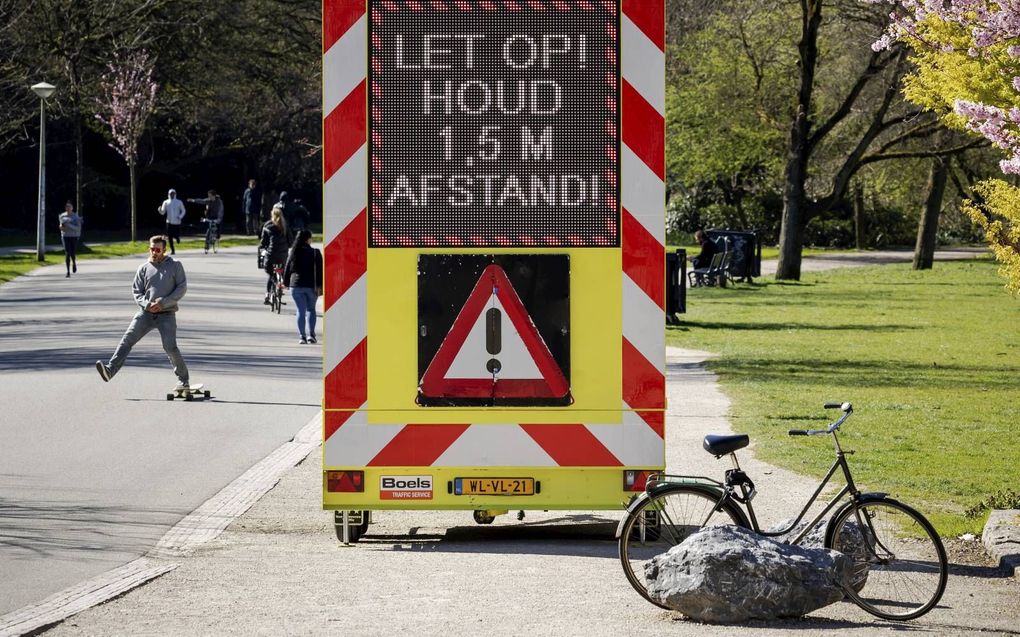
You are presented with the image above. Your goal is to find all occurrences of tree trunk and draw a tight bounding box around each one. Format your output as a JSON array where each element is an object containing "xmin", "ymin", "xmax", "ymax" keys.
[
  {"xmin": 75, "ymin": 117, "xmax": 84, "ymax": 216},
  {"xmin": 776, "ymin": 0, "xmax": 822, "ymax": 281},
  {"xmin": 853, "ymin": 183, "xmax": 866, "ymax": 249},
  {"xmin": 913, "ymin": 157, "xmax": 948, "ymax": 270},
  {"xmin": 129, "ymin": 159, "xmax": 137, "ymax": 243}
]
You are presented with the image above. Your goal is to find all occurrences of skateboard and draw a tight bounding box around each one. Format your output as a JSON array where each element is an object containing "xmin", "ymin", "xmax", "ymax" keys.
[{"xmin": 166, "ymin": 383, "xmax": 211, "ymax": 401}]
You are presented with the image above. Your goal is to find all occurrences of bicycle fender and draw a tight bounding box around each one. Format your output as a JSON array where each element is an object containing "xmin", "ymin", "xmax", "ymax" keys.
[
  {"xmin": 615, "ymin": 492, "xmax": 652, "ymax": 538},
  {"xmin": 823, "ymin": 492, "xmax": 889, "ymax": 547}
]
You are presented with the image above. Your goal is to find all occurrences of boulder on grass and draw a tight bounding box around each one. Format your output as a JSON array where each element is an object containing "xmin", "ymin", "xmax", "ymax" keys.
[{"xmin": 645, "ymin": 525, "xmax": 854, "ymax": 623}]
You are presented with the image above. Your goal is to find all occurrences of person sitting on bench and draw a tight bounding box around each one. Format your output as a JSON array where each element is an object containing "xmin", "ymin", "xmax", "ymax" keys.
[{"xmin": 689, "ymin": 230, "xmax": 719, "ymax": 269}]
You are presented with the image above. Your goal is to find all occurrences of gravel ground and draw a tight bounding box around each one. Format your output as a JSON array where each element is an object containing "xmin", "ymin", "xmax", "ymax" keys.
[{"xmin": 40, "ymin": 348, "xmax": 1020, "ymax": 637}]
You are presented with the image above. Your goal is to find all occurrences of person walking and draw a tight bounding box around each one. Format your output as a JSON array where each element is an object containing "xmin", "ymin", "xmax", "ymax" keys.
[
  {"xmin": 283, "ymin": 229, "xmax": 323, "ymax": 344},
  {"xmin": 259, "ymin": 204, "xmax": 290, "ymax": 305},
  {"xmin": 157, "ymin": 189, "xmax": 187, "ymax": 255},
  {"xmin": 187, "ymin": 190, "xmax": 224, "ymax": 253},
  {"xmin": 95, "ymin": 235, "xmax": 190, "ymax": 388},
  {"xmin": 242, "ymin": 179, "xmax": 263, "ymax": 236},
  {"xmin": 57, "ymin": 201, "xmax": 82, "ymax": 278},
  {"xmin": 277, "ymin": 191, "xmax": 309, "ymax": 232}
]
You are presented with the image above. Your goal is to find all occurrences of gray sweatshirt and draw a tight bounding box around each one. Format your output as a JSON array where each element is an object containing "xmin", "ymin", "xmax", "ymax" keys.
[
  {"xmin": 58, "ymin": 212, "xmax": 82, "ymax": 237},
  {"xmin": 133, "ymin": 256, "xmax": 187, "ymax": 313}
]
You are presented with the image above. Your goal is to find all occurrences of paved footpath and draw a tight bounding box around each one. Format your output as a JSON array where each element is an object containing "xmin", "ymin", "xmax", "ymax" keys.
[{"xmin": 9, "ymin": 247, "xmax": 1020, "ymax": 636}]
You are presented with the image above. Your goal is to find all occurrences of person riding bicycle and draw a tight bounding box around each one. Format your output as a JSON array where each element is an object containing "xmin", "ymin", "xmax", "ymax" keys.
[
  {"xmin": 259, "ymin": 204, "xmax": 290, "ymax": 305},
  {"xmin": 188, "ymin": 190, "xmax": 224, "ymax": 253}
]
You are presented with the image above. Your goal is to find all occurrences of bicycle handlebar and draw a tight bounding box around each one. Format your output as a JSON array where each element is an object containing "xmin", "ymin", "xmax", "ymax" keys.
[{"xmin": 788, "ymin": 402, "xmax": 853, "ymax": 437}]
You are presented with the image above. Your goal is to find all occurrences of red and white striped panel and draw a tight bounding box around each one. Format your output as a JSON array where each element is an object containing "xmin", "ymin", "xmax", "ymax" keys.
[
  {"xmin": 620, "ymin": 0, "xmax": 666, "ymax": 428},
  {"xmin": 322, "ymin": 0, "xmax": 665, "ymax": 468},
  {"xmin": 324, "ymin": 410, "xmax": 664, "ymax": 467},
  {"xmin": 323, "ymin": 0, "xmax": 368, "ymax": 414}
]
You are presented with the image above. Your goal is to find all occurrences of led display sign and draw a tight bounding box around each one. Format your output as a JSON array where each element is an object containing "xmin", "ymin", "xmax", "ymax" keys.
[{"xmin": 368, "ymin": 0, "xmax": 621, "ymax": 247}]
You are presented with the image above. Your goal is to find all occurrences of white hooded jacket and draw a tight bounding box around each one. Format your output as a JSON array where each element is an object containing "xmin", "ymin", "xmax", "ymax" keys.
[{"xmin": 158, "ymin": 189, "xmax": 187, "ymax": 225}]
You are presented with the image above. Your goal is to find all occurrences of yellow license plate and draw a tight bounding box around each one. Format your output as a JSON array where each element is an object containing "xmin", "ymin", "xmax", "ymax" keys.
[{"xmin": 454, "ymin": 478, "xmax": 535, "ymax": 496}]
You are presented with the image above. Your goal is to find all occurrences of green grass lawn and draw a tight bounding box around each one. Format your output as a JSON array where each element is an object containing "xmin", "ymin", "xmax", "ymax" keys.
[
  {"xmin": 668, "ymin": 259, "xmax": 1020, "ymax": 536},
  {"xmin": 0, "ymin": 237, "xmax": 260, "ymax": 285}
]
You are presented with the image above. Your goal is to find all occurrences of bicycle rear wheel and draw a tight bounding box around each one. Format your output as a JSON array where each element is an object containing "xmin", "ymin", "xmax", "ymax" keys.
[
  {"xmin": 828, "ymin": 497, "xmax": 947, "ymax": 621},
  {"xmin": 618, "ymin": 485, "xmax": 747, "ymax": 608}
]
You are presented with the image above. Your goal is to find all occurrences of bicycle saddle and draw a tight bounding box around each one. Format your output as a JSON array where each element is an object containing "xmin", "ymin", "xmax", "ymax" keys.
[{"xmin": 703, "ymin": 434, "xmax": 749, "ymax": 457}]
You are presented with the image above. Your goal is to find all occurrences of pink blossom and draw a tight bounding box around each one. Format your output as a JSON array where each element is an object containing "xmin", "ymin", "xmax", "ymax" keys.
[
  {"xmin": 870, "ymin": 1, "xmax": 1020, "ymax": 177},
  {"xmin": 94, "ymin": 50, "xmax": 158, "ymax": 165}
]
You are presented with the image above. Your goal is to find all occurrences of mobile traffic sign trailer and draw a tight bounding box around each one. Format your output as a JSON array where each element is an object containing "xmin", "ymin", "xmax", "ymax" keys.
[{"xmin": 322, "ymin": 0, "xmax": 665, "ymax": 542}]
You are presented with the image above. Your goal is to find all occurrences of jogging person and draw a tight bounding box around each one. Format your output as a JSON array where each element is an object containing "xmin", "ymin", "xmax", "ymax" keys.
[
  {"xmin": 95, "ymin": 235, "xmax": 190, "ymax": 388},
  {"xmin": 157, "ymin": 189, "xmax": 186, "ymax": 254},
  {"xmin": 58, "ymin": 201, "xmax": 82, "ymax": 277}
]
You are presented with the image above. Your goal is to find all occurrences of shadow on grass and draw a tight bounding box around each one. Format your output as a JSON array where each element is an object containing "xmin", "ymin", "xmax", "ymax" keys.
[
  {"xmin": 706, "ymin": 357, "xmax": 1020, "ymax": 390},
  {"xmin": 674, "ymin": 321, "xmax": 917, "ymax": 332}
]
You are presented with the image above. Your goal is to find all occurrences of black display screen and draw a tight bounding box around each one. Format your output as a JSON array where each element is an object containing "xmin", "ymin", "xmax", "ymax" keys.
[{"xmin": 368, "ymin": 0, "xmax": 620, "ymax": 248}]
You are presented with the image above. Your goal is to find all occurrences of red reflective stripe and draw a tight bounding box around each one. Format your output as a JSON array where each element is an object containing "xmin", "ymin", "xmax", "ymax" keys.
[
  {"xmin": 324, "ymin": 0, "xmax": 366, "ymax": 53},
  {"xmin": 324, "ymin": 80, "xmax": 367, "ymax": 182},
  {"xmin": 323, "ymin": 410, "xmax": 357, "ymax": 442},
  {"xmin": 324, "ymin": 209, "xmax": 367, "ymax": 313},
  {"xmin": 621, "ymin": 0, "xmax": 664, "ymax": 51},
  {"xmin": 621, "ymin": 80, "xmax": 664, "ymax": 180},
  {"xmin": 325, "ymin": 338, "xmax": 367, "ymax": 409},
  {"xmin": 622, "ymin": 208, "xmax": 665, "ymax": 310},
  {"xmin": 520, "ymin": 424, "xmax": 622, "ymax": 466},
  {"xmin": 367, "ymin": 424, "xmax": 470, "ymax": 465},
  {"xmin": 622, "ymin": 337, "xmax": 665, "ymax": 409},
  {"xmin": 635, "ymin": 409, "xmax": 664, "ymax": 439}
]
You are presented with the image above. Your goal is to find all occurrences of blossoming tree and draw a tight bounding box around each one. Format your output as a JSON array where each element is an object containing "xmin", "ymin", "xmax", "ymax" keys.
[
  {"xmin": 869, "ymin": 0, "xmax": 1020, "ymax": 292},
  {"xmin": 94, "ymin": 50, "xmax": 158, "ymax": 242}
]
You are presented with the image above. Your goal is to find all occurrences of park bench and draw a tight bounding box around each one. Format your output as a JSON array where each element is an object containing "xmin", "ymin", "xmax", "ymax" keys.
[{"xmin": 688, "ymin": 249, "xmax": 731, "ymax": 288}]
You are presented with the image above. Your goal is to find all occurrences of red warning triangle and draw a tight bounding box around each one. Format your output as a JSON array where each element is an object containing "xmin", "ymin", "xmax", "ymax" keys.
[{"xmin": 420, "ymin": 264, "xmax": 569, "ymax": 399}]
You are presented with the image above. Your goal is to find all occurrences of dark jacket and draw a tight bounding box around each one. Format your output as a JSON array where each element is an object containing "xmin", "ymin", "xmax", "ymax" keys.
[
  {"xmin": 283, "ymin": 243, "xmax": 323, "ymax": 289},
  {"xmin": 692, "ymin": 238, "xmax": 719, "ymax": 269},
  {"xmin": 243, "ymin": 186, "xmax": 262, "ymax": 216},
  {"xmin": 278, "ymin": 192, "xmax": 309, "ymax": 230},
  {"xmin": 260, "ymin": 221, "xmax": 290, "ymax": 265}
]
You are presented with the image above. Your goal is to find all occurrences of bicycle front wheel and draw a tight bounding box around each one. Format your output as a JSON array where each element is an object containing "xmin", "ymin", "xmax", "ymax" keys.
[
  {"xmin": 828, "ymin": 497, "xmax": 948, "ymax": 621},
  {"xmin": 619, "ymin": 485, "xmax": 747, "ymax": 608}
]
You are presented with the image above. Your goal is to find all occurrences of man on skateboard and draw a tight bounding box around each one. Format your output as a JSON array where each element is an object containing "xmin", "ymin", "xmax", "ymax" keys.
[{"xmin": 96, "ymin": 235, "xmax": 190, "ymax": 389}]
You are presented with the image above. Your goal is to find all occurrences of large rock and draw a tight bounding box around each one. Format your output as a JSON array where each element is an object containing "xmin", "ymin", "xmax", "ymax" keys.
[{"xmin": 645, "ymin": 525, "xmax": 854, "ymax": 623}]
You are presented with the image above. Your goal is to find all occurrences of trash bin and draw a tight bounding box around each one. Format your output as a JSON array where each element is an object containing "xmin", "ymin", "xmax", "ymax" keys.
[{"xmin": 706, "ymin": 230, "xmax": 761, "ymax": 282}]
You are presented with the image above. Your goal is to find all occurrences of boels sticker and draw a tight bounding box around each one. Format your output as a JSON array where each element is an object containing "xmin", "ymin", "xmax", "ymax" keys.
[{"xmin": 380, "ymin": 475, "xmax": 433, "ymax": 500}]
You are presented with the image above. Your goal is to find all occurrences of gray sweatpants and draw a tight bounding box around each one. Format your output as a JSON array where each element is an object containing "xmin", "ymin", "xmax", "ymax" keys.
[{"xmin": 107, "ymin": 311, "xmax": 189, "ymax": 383}]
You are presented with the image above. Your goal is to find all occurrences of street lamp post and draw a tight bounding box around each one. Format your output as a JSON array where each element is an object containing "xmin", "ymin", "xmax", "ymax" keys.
[{"xmin": 31, "ymin": 82, "xmax": 56, "ymax": 262}]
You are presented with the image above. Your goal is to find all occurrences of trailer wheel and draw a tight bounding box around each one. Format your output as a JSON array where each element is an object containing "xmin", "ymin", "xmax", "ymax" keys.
[
  {"xmin": 473, "ymin": 510, "xmax": 496, "ymax": 525},
  {"xmin": 334, "ymin": 511, "xmax": 371, "ymax": 543}
]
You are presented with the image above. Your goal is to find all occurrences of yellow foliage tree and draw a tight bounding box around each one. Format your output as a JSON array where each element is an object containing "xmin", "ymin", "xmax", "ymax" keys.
[{"xmin": 870, "ymin": 2, "xmax": 1020, "ymax": 293}]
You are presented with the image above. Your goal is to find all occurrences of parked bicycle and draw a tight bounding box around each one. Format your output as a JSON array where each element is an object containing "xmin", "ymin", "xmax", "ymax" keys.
[
  {"xmin": 269, "ymin": 265, "xmax": 286, "ymax": 314},
  {"xmin": 202, "ymin": 217, "xmax": 220, "ymax": 254},
  {"xmin": 617, "ymin": 402, "xmax": 948, "ymax": 621}
]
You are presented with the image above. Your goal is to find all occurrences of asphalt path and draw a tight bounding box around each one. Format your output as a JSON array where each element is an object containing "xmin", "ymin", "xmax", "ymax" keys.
[{"xmin": 0, "ymin": 246, "xmax": 321, "ymax": 615}]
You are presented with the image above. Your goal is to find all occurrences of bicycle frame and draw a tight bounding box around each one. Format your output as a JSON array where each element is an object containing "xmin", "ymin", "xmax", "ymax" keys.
[{"xmin": 650, "ymin": 422, "xmax": 863, "ymax": 546}]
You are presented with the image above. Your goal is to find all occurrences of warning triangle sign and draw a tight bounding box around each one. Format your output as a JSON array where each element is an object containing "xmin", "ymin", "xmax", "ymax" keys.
[{"xmin": 419, "ymin": 264, "xmax": 569, "ymax": 400}]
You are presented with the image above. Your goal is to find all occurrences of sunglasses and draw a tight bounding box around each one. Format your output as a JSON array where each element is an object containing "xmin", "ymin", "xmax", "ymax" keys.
[{"xmin": 149, "ymin": 246, "xmax": 164, "ymax": 253}]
